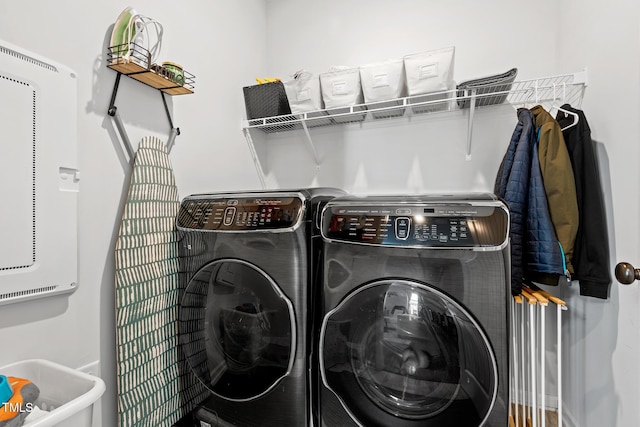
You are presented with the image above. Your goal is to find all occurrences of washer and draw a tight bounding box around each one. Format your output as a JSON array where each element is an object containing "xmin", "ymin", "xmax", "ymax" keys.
[
  {"xmin": 318, "ymin": 194, "xmax": 510, "ymax": 427},
  {"xmin": 177, "ymin": 188, "xmax": 344, "ymax": 427}
]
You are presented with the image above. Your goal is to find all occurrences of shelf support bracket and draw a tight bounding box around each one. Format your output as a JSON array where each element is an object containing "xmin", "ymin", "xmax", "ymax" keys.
[
  {"xmin": 243, "ymin": 127, "xmax": 267, "ymax": 189},
  {"xmin": 161, "ymin": 92, "xmax": 180, "ymax": 154},
  {"xmin": 107, "ymin": 72, "xmax": 182, "ymax": 162},
  {"xmin": 300, "ymin": 116, "xmax": 321, "ymax": 168},
  {"xmin": 108, "ymin": 73, "xmax": 135, "ymax": 162},
  {"xmin": 466, "ymin": 89, "xmax": 477, "ymax": 160}
]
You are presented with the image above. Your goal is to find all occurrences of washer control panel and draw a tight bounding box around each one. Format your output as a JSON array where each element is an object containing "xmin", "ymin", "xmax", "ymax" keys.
[
  {"xmin": 321, "ymin": 203, "xmax": 508, "ymax": 248},
  {"xmin": 177, "ymin": 195, "xmax": 304, "ymax": 231}
]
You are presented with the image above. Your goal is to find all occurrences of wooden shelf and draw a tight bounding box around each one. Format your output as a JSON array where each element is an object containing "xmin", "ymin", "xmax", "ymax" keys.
[{"xmin": 107, "ymin": 59, "xmax": 194, "ymax": 95}]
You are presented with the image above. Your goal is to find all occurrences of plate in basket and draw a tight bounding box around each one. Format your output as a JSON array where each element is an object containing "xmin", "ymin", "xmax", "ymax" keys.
[{"xmin": 109, "ymin": 6, "xmax": 137, "ymax": 60}]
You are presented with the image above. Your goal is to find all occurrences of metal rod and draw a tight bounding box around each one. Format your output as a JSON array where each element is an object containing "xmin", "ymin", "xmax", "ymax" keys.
[
  {"xmin": 243, "ymin": 128, "xmax": 266, "ymax": 189},
  {"xmin": 541, "ymin": 303, "xmax": 546, "ymax": 427},
  {"xmin": 509, "ymin": 298, "xmax": 514, "ymax": 425},
  {"xmin": 166, "ymin": 127, "xmax": 178, "ymax": 154},
  {"xmin": 161, "ymin": 92, "xmax": 180, "ymax": 153},
  {"xmin": 466, "ymin": 89, "xmax": 476, "ymax": 160},
  {"xmin": 300, "ymin": 117, "xmax": 321, "ymax": 167},
  {"xmin": 108, "ymin": 73, "xmax": 122, "ymax": 116},
  {"xmin": 557, "ymin": 303, "xmax": 563, "ymax": 427},
  {"xmin": 110, "ymin": 108, "xmax": 134, "ymax": 161},
  {"xmin": 513, "ymin": 298, "xmax": 521, "ymax": 427},
  {"xmin": 520, "ymin": 300, "xmax": 526, "ymax": 427},
  {"xmin": 161, "ymin": 92, "xmax": 175, "ymax": 129},
  {"xmin": 530, "ymin": 302, "xmax": 537, "ymax": 427}
]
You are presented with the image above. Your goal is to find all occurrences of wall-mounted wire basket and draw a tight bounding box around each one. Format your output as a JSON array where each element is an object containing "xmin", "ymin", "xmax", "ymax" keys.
[{"xmin": 107, "ymin": 43, "xmax": 195, "ymax": 95}]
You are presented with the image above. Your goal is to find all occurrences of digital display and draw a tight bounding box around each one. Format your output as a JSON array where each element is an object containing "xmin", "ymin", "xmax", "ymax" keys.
[
  {"xmin": 322, "ymin": 204, "xmax": 508, "ymax": 248},
  {"xmin": 177, "ymin": 196, "xmax": 304, "ymax": 231}
]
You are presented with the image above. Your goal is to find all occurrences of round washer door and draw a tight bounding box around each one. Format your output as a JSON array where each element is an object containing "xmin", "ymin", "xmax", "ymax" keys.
[
  {"xmin": 179, "ymin": 259, "xmax": 295, "ymax": 401},
  {"xmin": 320, "ymin": 279, "xmax": 498, "ymax": 426}
]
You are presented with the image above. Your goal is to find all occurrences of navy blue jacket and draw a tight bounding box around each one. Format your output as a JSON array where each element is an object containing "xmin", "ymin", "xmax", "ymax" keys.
[{"xmin": 495, "ymin": 109, "xmax": 565, "ymax": 295}]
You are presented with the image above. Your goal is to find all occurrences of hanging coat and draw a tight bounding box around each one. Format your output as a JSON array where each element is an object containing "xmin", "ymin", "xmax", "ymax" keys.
[
  {"xmin": 495, "ymin": 108, "xmax": 565, "ymax": 295},
  {"xmin": 530, "ymin": 105, "xmax": 579, "ymax": 285},
  {"xmin": 556, "ymin": 104, "xmax": 612, "ymax": 299}
]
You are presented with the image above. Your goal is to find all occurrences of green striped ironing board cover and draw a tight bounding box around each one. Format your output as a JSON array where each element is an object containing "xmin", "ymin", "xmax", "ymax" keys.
[{"xmin": 114, "ymin": 136, "xmax": 207, "ymax": 426}]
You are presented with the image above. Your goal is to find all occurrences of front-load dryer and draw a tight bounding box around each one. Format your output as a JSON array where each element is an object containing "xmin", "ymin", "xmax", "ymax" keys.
[
  {"xmin": 176, "ymin": 188, "xmax": 344, "ymax": 427},
  {"xmin": 318, "ymin": 194, "xmax": 510, "ymax": 427}
]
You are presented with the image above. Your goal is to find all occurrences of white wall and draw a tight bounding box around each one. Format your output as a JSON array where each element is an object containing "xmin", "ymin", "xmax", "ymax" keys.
[
  {"xmin": 0, "ymin": 1, "xmax": 266, "ymax": 426},
  {"xmin": 263, "ymin": 0, "xmax": 639, "ymax": 426},
  {"xmin": 555, "ymin": 1, "xmax": 640, "ymax": 426},
  {"xmin": 262, "ymin": 0, "xmax": 562, "ymax": 194}
]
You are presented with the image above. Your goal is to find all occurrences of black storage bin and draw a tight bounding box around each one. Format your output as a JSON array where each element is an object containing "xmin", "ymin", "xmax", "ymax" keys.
[{"xmin": 243, "ymin": 81, "xmax": 292, "ymax": 119}]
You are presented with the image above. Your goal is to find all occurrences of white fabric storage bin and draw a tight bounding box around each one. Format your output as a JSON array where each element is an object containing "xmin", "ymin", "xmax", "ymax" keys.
[
  {"xmin": 1, "ymin": 359, "xmax": 105, "ymax": 427},
  {"xmin": 360, "ymin": 59, "xmax": 406, "ymax": 102},
  {"xmin": 404, "ymin": 46, "xmax": 455, "ymax": 113},
  {"xmin": 360, "ymin": 59, "xmax": 406, "ymax": 118},
  {"xmin": 283, "ymin": 71, "xmax": 323, "ymax": 114},
  {"xmin": 283, "ymin": 71, "xmax": 332, "ymax": 127},
  {"xmin": 404, "ymin": 46, "xmax": 455, "ymax": 95},
  {"xmin": 320, "ymin": 67, "xmax": 366, "ymax": 123},
  {"xmin": 320, "ymin": 67, "xmax": 363, "ymax": 108}
]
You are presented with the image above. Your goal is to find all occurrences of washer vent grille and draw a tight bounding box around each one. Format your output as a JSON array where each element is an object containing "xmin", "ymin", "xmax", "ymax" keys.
[
  {"xmin": 0, "ymin": 45, "xmax": 58, "ymax": 72},
  {"xmin": 0, "ymin": 285, "xmax": 58, "ymax": 302}
]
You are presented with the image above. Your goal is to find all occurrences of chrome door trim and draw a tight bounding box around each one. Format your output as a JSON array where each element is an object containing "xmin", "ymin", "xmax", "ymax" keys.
[
  {"xmin": 319, "ymin": 279, "xmax": 499, "ymax": 426},
  {"xmin": 187, "ymin": 258, "xmax": 297, "ymax": 402}
]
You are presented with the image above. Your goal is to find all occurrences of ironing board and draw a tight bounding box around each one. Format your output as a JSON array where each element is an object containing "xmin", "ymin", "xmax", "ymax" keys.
[{"xmin": 114, "ymin": 136, "xmax": 206, "ymax": 426}]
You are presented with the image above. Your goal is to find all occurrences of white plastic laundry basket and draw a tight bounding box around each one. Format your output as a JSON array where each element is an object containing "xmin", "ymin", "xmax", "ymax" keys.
[{"xmin": 0, "ymin": 359, "xmax": 105, "ymax": 427}]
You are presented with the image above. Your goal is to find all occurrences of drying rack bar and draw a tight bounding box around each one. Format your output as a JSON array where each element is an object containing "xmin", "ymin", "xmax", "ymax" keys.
[{"xmin": 511, "ymin": 285, "xmax": 567, "ymax": 427}]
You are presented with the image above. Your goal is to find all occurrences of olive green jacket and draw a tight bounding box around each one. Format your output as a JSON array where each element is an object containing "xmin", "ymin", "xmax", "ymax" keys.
[{"xmin": 531, "ymin": 105, "xmax": 579, "ymax": 275}]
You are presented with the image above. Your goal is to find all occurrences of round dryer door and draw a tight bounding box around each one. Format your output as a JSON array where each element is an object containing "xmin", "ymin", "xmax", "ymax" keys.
[
  {"xmin": 321, "ymin": 279, "xmax": 498, "ymax": 426},
  {"xmin": 180, "ymin": 259, "xmax": 295, "ymax": 401}
]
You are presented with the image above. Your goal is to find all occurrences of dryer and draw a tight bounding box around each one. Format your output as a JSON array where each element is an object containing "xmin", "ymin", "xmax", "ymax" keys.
[
  {"xmin": 318, "ymin": 194, "xmax": 510, "ymax": 427},
  {"xmin": 176, "ymin": 188, "xmax": 344, "ymax": 427}
]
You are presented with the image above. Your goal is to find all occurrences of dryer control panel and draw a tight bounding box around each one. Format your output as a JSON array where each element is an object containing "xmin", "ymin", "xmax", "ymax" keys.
[
  {"xmin": 177, "ymin": 195, "xmax": 304, "ymax": 231},
  {"xmin": 321, "ymin": 202, "xmax": 508, "ymax": 248}
]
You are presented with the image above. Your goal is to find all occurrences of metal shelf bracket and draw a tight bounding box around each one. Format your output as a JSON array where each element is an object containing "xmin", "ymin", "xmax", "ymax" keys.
[
  {"xmin": 300, "ymin": 116, "xmax": 321, "ymax": 168},
  {"xmin": 466, "ymin": 89, "xmax": 477, "ymax": 161},
  {"xmin": 242, "ymin": 126, "xmax": 267, "ymax": 189},
  {"xmin": 107, "ymin": 71, "xmax": 180, "ymax": 162}
]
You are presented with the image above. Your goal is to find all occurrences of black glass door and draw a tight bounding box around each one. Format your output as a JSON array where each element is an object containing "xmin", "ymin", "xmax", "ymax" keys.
[
  {"xmin": 180, "ymin": 259, "xmax": 295, "ymax": 401},
  {"xmin": 321, "ymin": 280, "xmax": 497, "ymax": 426}
]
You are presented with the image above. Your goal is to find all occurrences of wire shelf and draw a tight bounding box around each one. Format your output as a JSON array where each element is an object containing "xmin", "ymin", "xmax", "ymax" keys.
[
  {"xmin": 107, "ymin": 43, "xmax": 195, "ymax": 95},
  {"xmin": 242, "ymin": 71, "xmax": 586, "ymax": 134}
]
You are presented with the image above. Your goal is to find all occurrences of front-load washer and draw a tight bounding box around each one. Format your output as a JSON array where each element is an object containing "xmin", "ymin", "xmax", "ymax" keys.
[
  {"xmin": 318, "ymin": 194, "xmax": 510, "ymax": 427},
  {"xmin": 176, "ymin": 188, "xmax": 344, "ymax": 427}
]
